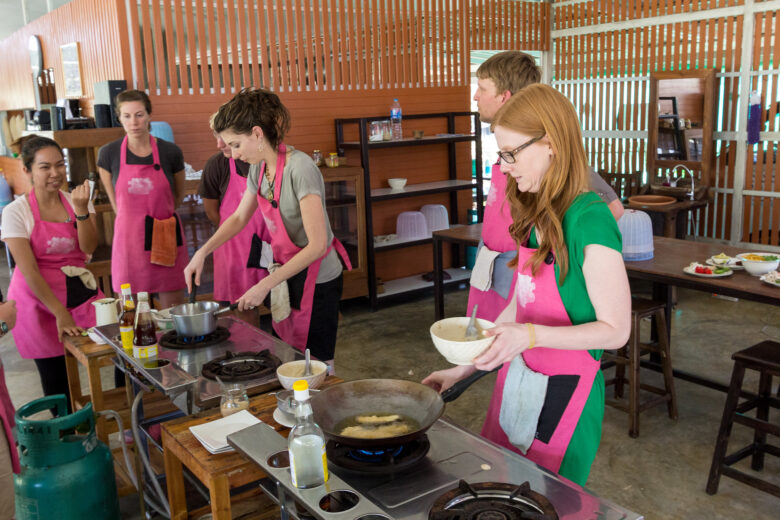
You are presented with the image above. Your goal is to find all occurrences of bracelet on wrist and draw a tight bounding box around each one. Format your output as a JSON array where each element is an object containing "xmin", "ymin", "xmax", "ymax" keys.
[
  {"xmin": 526, "ymin": 323, "xmax": 536, "ymax": 349},
  {"xmin": 75, "ymin": 213, "xmax": 90, "ymax": 221}
]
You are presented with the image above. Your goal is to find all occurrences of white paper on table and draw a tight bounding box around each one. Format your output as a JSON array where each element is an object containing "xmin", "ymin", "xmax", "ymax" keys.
[{"xmin": 189, "ymin": 410, "xmax": 261, "ymax": 454}]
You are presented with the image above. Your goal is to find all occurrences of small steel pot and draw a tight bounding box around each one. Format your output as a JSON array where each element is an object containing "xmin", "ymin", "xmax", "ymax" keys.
[{"xmin": 169, "ymin": 302, "xmax": 237, "ymax": 337}]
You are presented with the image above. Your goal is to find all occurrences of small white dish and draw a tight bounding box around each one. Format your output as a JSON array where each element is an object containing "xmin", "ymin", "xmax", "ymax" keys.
[
  {"xmin": 273, "ymin": 407, "xmax": 295, "ymax": 428},
  {"xmin": 759, "ymin": 271, "xmax": 780, "ymax": 287},
  {"xmin": 706, "ymin": 258, "xmax": 743, "ymax": 270},
  {"xmin": 388, "ymin": 178, "xmax": 407, "ymax": 190},
  {"xmin": 189, "ymin": 410, "xmax": 261, "ymax": 454},
  {"xmin": 683, "ymin": 263, "xmax": 733, "ymax": 278}
]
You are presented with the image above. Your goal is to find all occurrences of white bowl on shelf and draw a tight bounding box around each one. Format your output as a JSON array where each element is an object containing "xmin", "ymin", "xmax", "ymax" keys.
[
  {"xmin": 388, "ymin": 178, "xmax": 407, "ymax": 190},
  {"xmin": 396, "ymin": 211, "xmax": 429, "ymax": 241},
  {"xmin": 736, "ymin": 252, "xmax": 780, "ymax": 276}
]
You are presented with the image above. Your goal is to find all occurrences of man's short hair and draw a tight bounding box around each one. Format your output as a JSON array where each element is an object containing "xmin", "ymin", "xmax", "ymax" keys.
[{"xmin": 476, "ymin": 51, "xmax": 541, "ymax": 95}]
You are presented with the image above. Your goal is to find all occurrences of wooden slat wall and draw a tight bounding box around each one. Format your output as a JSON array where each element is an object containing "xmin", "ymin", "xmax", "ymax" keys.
[
  {"xmin": 552, "ymin": 1, "xmax": 780, "ymax": 246},
  {"xmin": 0, "ymin": 0, "xmax": 128, "ymax": 112}
]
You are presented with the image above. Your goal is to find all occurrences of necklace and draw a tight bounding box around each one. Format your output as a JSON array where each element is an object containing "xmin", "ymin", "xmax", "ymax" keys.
[{"xmin": 263, "ymin": 166, "xmax": 277, "ymax": 208}]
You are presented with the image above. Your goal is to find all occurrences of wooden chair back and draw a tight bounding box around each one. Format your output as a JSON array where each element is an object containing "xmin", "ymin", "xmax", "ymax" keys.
[
  {"xmin": 86, "ymin": 260, "xmax": 114, "ymax": 299},
  {"xmin": 598, "ymin": 170, "xmax": 643, "ymax": 201}
]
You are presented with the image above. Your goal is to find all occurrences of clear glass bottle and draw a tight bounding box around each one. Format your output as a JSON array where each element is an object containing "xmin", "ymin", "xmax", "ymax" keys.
[
  {"xmin": 132, "ymin": 292, "xmax": 158, "ymax": 359},
  {"xmin": 118, "ymin": 283, "xmax": 135, "ymax": 351},
  {"xmin": 288, "ymin": 380, "xmax": 328, "ymax": 488},
  {"xmin": 312, "ymin": 150, "xmax": 323, "ymax": 167},
  {"xmin": 220, "ymin": 383, "xmax": 249, "ymax": 417}
]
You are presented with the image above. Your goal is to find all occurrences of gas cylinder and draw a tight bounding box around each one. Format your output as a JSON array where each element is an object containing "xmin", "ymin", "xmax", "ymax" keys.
[{"xmin": 14, "ymin": 395, "xmax": 120, "ymax": 520}]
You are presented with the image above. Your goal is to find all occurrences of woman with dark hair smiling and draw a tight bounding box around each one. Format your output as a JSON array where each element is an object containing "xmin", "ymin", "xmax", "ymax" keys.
[{"xmin": 185, "ymin": 88, "xmax": 349, "ymax": 369}]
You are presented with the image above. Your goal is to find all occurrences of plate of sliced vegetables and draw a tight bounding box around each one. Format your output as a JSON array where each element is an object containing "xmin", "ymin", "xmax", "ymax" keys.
[
  {"xmin": 759, "ymin": 271, "xmax": 780, "ymax": 287},
  {"xmin": 683, "ymin": 262, "xmax": 733, "ymax": 278},
  {"xmin": 706, "ymin": 253, "xmax": 743, "ymax": 270}
]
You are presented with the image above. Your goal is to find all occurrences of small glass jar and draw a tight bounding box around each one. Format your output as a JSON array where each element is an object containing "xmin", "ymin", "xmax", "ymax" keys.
[
  {"xmin": 220, "ymin": 383, "xmax": 249, "ymax": 417},
  {"xmin": 381, "ymin": 120, "xmax": 393, "ymax": 141},
  {"xmin": 312, "ymin": 150, "xmax": 323, "ymax": 167},
  {"xmin": 326, "ymin": 152, "xmax": 339, "ymax": 168}
]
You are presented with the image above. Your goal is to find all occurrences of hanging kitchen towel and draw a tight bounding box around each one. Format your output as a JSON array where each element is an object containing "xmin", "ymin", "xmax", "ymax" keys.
[
  {"xmin": 60, "ymin": 266, "xmax": 97, "ymax": 290},
  {"xmin": 492, "ymin": 250, "xmax": 518, "ymax": 299},
  {"xmin": 499, "ymin": 354, "xmax": 549, "ymax": 454},
  {"xmin": 150, "ymin": 215, "xmax": 178, "ymax": 267},
  {"xmin": 747, "ymin": 90, "xmax": 762, "ymax": 145},
  {"xmin": 60, "ymin": 266, "xmax": 99, "ymax": 308},
  {"xmin": 469, "ymin": 244, "xmax": 502, "ymax": 291},
  {"xmin": 268, "ymin": 263, "xmax": 291, "ymax": 322}
]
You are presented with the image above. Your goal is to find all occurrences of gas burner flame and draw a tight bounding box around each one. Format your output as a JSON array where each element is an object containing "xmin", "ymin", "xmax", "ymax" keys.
[
  {"xmin": 182, "ymin": 335, "xmax": 205, "ymax": 344},
  {"xmin": 348, "ymin": 445, "xmax": 403, "ymax": 463}
]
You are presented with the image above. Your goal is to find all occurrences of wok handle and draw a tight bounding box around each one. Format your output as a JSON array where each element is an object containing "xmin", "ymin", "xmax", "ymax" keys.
[
  {"xmin": 441, "ymin": 367, "xmax": 499, "ymax": 403},
  {"xmin": 214, "ymin": 303, "xmax": 239, "ymax": 316}
]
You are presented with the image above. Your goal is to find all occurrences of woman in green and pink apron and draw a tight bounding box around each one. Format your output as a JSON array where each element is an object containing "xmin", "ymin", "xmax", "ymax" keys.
[
  {"xmin": 423, "ymin": 85, "xmax": 631, "ymax": 486},
  {"xmin": 3, "ymin": 137, "xmax": 103, "ymax": 403},
  {"xmin": 186, "ymin": 89, "xmax": 350, "ymax": 364}
]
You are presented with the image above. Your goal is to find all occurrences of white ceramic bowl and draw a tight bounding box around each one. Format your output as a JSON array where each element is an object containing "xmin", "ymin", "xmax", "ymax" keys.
[
  {"xmin": 430, "ymin": 317, "xmax": 496, "ymax": 365},
  {"xmin": 736, "ymin": 252, "xmax": 780, "ymax": 276},
  {"xmin": 388, "ymin": 178, "xmax": 407, "ymax": 190},
  {"xmin": 276, "ymin": 360, "xmax": 328, "ymax": 390},
  {"xmin": 151, "ymin": 308, "xmax": 175, "ymax": 330}
]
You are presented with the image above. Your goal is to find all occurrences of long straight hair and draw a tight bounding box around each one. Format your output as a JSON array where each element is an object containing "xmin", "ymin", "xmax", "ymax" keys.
[{"xmin": 492, "ymin": 84, "xmax": 590, "ymax": 283}]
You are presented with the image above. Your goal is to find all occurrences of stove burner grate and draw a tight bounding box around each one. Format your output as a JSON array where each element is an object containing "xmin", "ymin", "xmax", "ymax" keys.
[
  {"xmin": 160, "ymin": 326, "xmax": 231, "ymax": 349},
  {"xmin": 429, "ymin": 481, "xmax": 558, "ymax": 520},
  {"xmin": 327, "ymin": 435, "xmax": 430, "ymax": 473},
  {"xmin": 201, "ymin": 350, "xmax": 281, "ymax": 382}
]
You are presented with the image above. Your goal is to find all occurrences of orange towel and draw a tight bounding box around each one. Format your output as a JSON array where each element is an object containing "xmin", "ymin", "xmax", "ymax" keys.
[{"xmin": 150, "ymin": 216, "xmax": 178, "ymax": 267}]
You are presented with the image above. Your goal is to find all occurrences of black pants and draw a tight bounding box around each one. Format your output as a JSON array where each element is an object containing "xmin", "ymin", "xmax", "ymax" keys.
[
  {"xmin": 33, "ymin": 356, "xmax": 72, "ymax": 414},
  {"xmin": 305, "ymin": 274, "xmax": 343, "ymax": 361}
]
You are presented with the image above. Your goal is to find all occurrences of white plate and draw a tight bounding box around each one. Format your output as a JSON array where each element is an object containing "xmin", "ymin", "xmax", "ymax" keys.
[
  {"xmin": 706, "ymin": 258, "xmax": 744, "ymax": 270},
  {"xmin": 759, "ymin": 272, "xmax": 780, "ymax": 287},
  {"xmin": 273, "ymin": 407, "xmax": 295, "ymax": 428},
  {"xmin": 683, "ymin": 265, "xmax": 734, "ymax": 278},
  {"xmin": 189, "ymin": 410, "xmax": 261, "ymax": 453}
]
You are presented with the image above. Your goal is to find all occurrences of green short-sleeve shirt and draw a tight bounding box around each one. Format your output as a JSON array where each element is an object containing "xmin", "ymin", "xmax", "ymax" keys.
[{"xmin": 528, "ymin": 191, "xmax": 622, "ymax": 485}]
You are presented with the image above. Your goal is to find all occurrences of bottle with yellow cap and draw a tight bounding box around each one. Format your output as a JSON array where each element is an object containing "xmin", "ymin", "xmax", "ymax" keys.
[
  {"xmin": 118, "ymin": 283, "xmax": 135, "ymax": 350},
  {"xmin": 288, "ymin": 380, "xmax": 328, "ymax": 488}
]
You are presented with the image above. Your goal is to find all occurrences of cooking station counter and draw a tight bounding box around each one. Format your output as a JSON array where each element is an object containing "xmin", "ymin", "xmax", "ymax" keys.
[{"xmin": 229, "ymin": 417, "xmax": 643, "ymax": 520}]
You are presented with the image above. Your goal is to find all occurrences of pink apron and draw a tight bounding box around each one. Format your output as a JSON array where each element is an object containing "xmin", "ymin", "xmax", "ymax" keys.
[
  {"xmin": 256, "ymin": 145, "xmax": 351, "ymax": 351},
  {"xmin": 7, "ymin": 190, "xmax": 102, "ymax": 359},
  {"xmin": 0, "ymin": 361, "xmax": 19, "ymax": 473},
  {"xmin": 480, "ymin": 235, "xmax": 600, "ymax": 474},
  {"xmin": 110, "ymin": 136, "xmax": 188, "ymax": 293},
  {"xmin": 213, "ymin": 158, "xmax": 269, "ymax": 302},
  {"xmin": 467, "ymin": 163, "xmax": 517, "ymax": 321}
]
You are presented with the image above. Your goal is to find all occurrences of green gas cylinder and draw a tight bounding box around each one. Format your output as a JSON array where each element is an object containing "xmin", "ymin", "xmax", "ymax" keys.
[{"xmin": 14, "ymin": 395, "xmax": 120, "ymax": 520}]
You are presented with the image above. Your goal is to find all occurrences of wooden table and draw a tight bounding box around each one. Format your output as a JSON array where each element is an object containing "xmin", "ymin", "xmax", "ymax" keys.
[
  {"xmin": 433, "ymin": 224, "xmax": 483, "ymax": 320},
  {"xmin": 162, "ymin": 378, "xmax": 341, "ymax": 520},
  {"xmin": 625, "ymin": 198, "xmax": 708, "ymax": 238}
]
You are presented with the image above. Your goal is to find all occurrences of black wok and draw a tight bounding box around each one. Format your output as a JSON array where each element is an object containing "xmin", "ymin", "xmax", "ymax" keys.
[{"xmin": 310, "ymin": 372, "xmax": 496, "ymax": 449}]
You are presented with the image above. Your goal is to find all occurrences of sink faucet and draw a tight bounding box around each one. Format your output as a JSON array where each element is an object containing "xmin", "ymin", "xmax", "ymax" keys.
[{"xmin": 670, "ymin": 164, "xmax": 695, "ymax": 200}]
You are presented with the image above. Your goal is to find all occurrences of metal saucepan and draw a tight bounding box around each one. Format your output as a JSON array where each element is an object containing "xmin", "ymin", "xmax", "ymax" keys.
[
  {"xmin": 310, "ymin": 372, "xmax": 496, "ymax": 449},
  {"xmin": 169, "ymin": 301, "xmax": 238, "ymax": 337}
]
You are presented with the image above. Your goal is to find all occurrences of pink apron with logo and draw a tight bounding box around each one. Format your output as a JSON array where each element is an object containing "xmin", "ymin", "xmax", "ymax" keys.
[
  {"xmin": 7, "ymin": 190, "xmax": 103, "ymax": 359},
  {"xmin": 0, "ymin": 361, "xmax": 19, "ymax": 473},
  {"xmin": 110, "ymin": 136, "xmax": 188, "ymax": 293},
  {"xmin": 256, "ymin": 145, "xmax": 351, "ymax": 351},
  {"xmin": 213, "ymin": 158, "xmax": 269, "ymax": 302},
  {"xmin": 467, "ymin": 163, "xmax": 517, "ymax": 322},
  {"xmin": 480, "ymin": 235, "xmax": 600, "ymax": 475}
]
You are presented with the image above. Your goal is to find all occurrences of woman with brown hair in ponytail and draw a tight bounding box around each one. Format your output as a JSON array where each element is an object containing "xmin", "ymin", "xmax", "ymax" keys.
[{"xmin": 424, "ymin": 84, "xmax": 631, "ymax": 485}]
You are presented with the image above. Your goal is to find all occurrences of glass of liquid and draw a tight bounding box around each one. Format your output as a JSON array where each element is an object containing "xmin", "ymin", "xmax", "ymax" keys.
[{"xmin": 220, "ymin": 383, "xmax": 249, "ymax": 417}]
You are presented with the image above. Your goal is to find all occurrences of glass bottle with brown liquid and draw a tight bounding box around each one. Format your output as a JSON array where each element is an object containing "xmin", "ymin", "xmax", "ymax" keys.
[
  {"xmin": 133, "ymin": 292, "xmax": 158, "ymax": 359},
  {"xmin": 119, "ymin": 283, "xmax": 135, "ymax": 351}
]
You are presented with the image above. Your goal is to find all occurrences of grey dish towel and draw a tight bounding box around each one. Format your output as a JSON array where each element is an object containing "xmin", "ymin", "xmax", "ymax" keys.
[{"xmin": 499, "ymin": 355, "xmax": 549, "ymax": 454}]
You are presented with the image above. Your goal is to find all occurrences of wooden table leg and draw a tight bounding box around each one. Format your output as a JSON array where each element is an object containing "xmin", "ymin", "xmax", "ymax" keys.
[
  {"xmin": 86, "ymin": 359, "xmax": 108, "ymax": 443},
  {"xmin": 209, "ymin": 473, "xmax": 232, "ymax": 520},
  {"xmin": 163, "ymin": 445, "xmax": 188, "ymax": 520},
  {"xmin": 64, "ymin": 352, "xmax": 82, "ymax": 413},
  {"xmin": 664, "ymin": 213, "xmax": 678, "ymax": 237}
]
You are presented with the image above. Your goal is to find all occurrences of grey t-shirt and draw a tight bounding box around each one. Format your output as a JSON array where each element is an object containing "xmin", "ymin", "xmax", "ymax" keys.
[
  {"xmin": 248, "ymin": 149, "xmax": 342, "ymax": 283},
  {"xmin": 589, "ymin": 169, "xmax": 618, "ymax": 204}
]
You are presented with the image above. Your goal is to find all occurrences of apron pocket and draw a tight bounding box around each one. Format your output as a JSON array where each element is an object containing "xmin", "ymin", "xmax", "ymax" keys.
[
  {"xmin": 287, "ymin": 268, "xmax": 308, "ymax": 310},
  {"xmin": 246, "ymin": 233, "xmax": 272, "ymax": 269},
  {"xmin": 144, "ymin": 214, "xmax": 183, "ymax": 250},
  {"xmin": 65, "ymin": 274, "xmax": 98, "ymax": 308},
  {"xmin": 535, "ymin": 374, "xmax": 580, "ymax": 443}
]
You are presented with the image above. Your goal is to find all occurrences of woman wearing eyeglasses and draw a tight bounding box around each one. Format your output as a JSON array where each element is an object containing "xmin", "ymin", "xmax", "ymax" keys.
[{"xmin": 423, "ymin": 84, "xmax": 631, "ymax": 486}]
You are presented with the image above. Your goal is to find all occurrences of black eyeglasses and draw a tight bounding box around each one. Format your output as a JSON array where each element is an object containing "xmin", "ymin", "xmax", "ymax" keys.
[{"xmin": 496, "ymin": 134, "xmax": 544, "ymax": 164}]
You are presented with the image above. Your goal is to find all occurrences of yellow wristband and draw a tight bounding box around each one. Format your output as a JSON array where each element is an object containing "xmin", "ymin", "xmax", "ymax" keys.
[{"xmin": 526, "ymin": 323, "xmax": 536, "ymax": 349}]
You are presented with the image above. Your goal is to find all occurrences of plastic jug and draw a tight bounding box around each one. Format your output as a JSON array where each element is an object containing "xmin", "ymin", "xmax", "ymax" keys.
[{"xmin": 92, "ymin": 297, "xmax": 121, "ymax": 326}]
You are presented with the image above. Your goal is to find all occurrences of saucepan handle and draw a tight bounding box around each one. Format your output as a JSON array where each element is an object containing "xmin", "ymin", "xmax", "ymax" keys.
[
  {"xmin": 441, "ymin": 367, "xmax": 499, "ymax": 403},
  {"xmin": 214, "ymin": 303, "xmax": 239, "ymax": 316}
]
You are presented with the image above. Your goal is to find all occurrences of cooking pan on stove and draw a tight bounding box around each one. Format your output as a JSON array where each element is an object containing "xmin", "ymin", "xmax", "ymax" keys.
[
  {"xmin": 310, "ymin": 371, "xmax": 496, "ymax": 449},
  {"xmin": 170, "ymin": 276, "xmax": 238, "ymax": 337}
]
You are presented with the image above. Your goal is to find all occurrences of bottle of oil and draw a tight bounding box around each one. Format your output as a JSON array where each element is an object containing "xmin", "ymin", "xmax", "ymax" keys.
[
  {"xmin": 132, "ymin": 292, "xmax": 157, "ymax": 359},
  {"xmin": 118, "ymin": 283, "xmax": 135, "ymax": 351},
  {"xmin": 288, "ymin": 380, "xmax": 328, "ymax": 488}
]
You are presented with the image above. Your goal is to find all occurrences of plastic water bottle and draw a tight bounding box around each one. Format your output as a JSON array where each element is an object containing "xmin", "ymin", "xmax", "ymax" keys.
[
  {"xmin": 390, "ymin": 98, "xmax": 403, "ymax": 140},
  {"xmin": 288, "ymin": 380, "xmax": 328, "ymax": 488}
]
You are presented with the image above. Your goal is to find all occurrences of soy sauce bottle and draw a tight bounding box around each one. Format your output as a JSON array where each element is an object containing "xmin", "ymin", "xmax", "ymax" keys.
[
  {"xmin": 133, "ymin": 292, "xmax": 158, "ymax": 359},
  {"xmin": 118, "ymin": 283, "xmax": 135, "ymax": 351}
]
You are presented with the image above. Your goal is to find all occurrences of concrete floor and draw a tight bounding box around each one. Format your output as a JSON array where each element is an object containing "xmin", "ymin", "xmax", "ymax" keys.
[{"xmin": 1, "ymin": 252, "xmax": 778, "ymax": 519}]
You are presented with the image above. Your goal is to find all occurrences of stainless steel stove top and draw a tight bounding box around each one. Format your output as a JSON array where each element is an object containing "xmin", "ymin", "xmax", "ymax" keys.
[
  {"xmin": 96, "ymin": 316, "xmax": 302, "ymax": 412},
  {"xmin": 229, "ymin": 416, "xmax": 643, "ymax": 520}
]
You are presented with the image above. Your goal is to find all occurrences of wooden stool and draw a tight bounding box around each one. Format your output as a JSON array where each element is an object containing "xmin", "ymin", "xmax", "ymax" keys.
[
  {"xmin": 706, "ymin": 340, "xmax": 780, "ymax": 497},
  {"xmin": 602, "ymin": 298, "xmax": 678, "ymax": 437}
]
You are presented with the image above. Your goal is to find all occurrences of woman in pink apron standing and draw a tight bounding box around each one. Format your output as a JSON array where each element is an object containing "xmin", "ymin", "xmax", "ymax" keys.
[
  {"xmin": 198, "ymin": 115, "xmax": 269, "ymax": 325},
  {"xmin": 185, "ymin": 89, "xmax": 350, "ymax": 367},
  {"xmin": 2, "ymin": 137, "xmax": 103, "ymax": 405},
  {"xmin": 423, "ymin": 85, "xmax": 631, "ymax": 486},
  {"xmin": 97, "ymin": 90, "xmax": 188, "ymax": 308}
]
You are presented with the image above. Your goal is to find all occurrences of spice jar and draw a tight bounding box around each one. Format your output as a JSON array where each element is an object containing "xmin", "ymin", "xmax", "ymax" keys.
[
  {"xmin": 326, "ymin": 152, "xmax": 339, "ymax": 168},
  {"xmin": 312, "ymin": 150, "xmax": 323, "ymax": 167},
  {"xmin": 220, "ymin": 383, "xmax": 249, "ymax": 417}
]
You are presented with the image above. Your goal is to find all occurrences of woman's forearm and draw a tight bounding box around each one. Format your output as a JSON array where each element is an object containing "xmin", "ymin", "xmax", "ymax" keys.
[{"xmin": 532, "ymin": 319, "xmax": 630, "ymax": 351}]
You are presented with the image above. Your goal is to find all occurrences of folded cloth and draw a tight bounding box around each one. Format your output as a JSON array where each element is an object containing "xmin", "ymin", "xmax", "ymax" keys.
[
  {"xmin": 499, "ymin": 355, "xmax": 549, "ymax": 454},
  {"xmin": 492, "ymin": 250, "xmax": 518, "ymax": 299},
  {"xmin": 268, "ymin": 263, "xmax": 291, "ymax": 323},
  {"xmin": 150, "ymin": 216, "xmax": 178, "ymax": 267},
  {"xmin": 60, "ymin": 266, "xmax": 97, "ymax": 290},
  {"xmin": 470, "ymin": 244, "xmax": 502, "ymax": 291}
]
